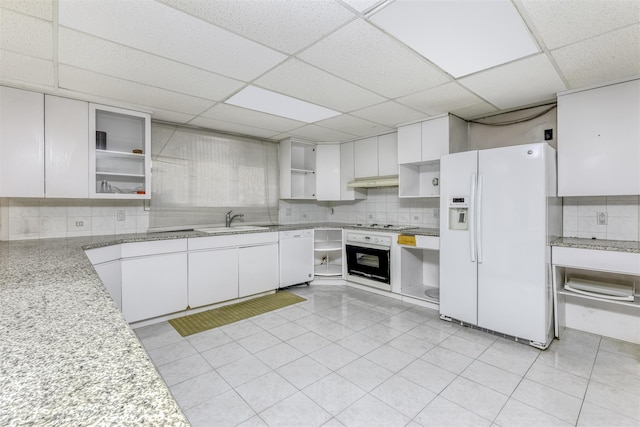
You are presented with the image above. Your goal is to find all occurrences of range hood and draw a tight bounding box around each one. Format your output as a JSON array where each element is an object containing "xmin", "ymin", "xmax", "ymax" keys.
[{"xmin": 347, "ymin": 175, "xmax": 399, "ymax": 188}]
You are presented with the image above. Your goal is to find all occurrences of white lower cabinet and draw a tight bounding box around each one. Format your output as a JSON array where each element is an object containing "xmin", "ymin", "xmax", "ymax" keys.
[
  {"xmin": 93, "ymin": 261, "xmax": 122, "ymax": 310},
  {"xmin": 188, "ymin": 248, "xmax": 239, "ymax": 308},
  {"xmin": 239, "ymin": 243, "xmax": 279, "ymax": 297},
  {"xmin": 121, "ymin": 252, "xmax": 188, "ymax": 323}
]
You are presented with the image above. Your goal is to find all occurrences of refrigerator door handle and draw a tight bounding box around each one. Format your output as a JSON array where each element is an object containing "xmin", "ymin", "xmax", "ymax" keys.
[
  {"xmin": 470, "ymin": 173, "xmax": 477, "ymax": 262},
  {"xmin": 477, "ymin": 174, "xmax": 484, "ymax": 263}
]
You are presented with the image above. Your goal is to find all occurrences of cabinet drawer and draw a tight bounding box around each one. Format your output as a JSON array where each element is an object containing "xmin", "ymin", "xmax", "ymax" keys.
[
  {"xmin": 121, "ymin": 239, "xmax": 187, "ymax": 258},
  {"xmin": 553, "ymin": 246, "xmax": 640, "ymax": 275},
  {"xmin": 188, "ymin": 232, "xmax": 278, "ymax": 250}
]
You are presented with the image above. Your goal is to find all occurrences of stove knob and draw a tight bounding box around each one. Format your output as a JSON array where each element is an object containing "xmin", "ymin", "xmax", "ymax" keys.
[{"xmin": 373, "ymin": 237, "xmax": 379, "ymax": 244}]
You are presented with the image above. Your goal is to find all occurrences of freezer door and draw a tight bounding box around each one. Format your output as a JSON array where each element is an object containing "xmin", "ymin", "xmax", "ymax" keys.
[
  {"xmin": 439, "ymin": 150, "xmax": 478, "ymax": 325},
  {"xmin": 477, "ymin": 143, "xmax": 548, "ymax": 343}
]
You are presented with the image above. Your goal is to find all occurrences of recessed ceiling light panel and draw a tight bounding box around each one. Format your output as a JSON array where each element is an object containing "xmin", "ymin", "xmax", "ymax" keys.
[
  {"xmin": 369, "ymin": 0, "xmax": 539, "ymax": 78},
  {"xmin": 225, "ymin": 85, "xmax": 341, "ymax": 123}
]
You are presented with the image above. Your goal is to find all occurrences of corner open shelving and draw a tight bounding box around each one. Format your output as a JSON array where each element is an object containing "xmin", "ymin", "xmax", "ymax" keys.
[
  {"xmin": 89, "ymin": 104, "xmax": 151, "ymax": 199},
  {"xmin": 314, "ymin": 228, "xmax": 343, "ymax": 277}
]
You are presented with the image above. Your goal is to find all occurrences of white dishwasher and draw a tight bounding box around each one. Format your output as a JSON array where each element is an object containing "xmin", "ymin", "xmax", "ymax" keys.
[{"xmin": 279, "ymin": 229, "xmax": 314, "ymax": 289}]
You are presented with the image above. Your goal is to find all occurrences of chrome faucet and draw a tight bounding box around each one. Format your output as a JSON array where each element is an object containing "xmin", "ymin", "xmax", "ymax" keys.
[{"xmin": 225, "ymin": 210, "xmax": 245, "ymax": 227}]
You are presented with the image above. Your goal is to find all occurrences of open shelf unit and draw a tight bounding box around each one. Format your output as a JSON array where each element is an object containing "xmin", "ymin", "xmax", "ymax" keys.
[
  {"xmin": 280, "ymin": 138, "xmax": 316, "ymax": 199},
  {"xmin": 89, "ymin": 104, "xmax": 151, "ymax": 199},
  {"xmin": 399, "ymin": 244, "xmax": 440, "ymax": 302},
  {"xmin": 314, "ymin": 228, "xmax": 343, "ymax": 277}
]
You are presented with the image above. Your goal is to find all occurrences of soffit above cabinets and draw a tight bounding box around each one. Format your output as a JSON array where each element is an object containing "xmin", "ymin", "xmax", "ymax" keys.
[{"xmin": 1, "ymin": 0, "xmax": 638, "ymax": 143}]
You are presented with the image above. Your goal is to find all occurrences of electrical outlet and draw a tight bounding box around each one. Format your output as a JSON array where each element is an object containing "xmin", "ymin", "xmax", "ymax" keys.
[
  {"xmin": 368, "ymin": 214, "xmax": 373, "ymax": 219},
  {"xmin": 413, "ymin": 215, "xmax": 419, "ymax": 221},
  {"xmin": 544, "ymin": 128, "xmax": 553, "ymax": 141},
  {"xmin": 116, "ymin": 210, "xmax": 125, "ymax": 221},
  {"xmin": 75, "ymin": 221, "xmax": 83, "ymax": 227},
  {"xmin": 597, "ymin": 212, "xmax": 607, "ymax": 225}
]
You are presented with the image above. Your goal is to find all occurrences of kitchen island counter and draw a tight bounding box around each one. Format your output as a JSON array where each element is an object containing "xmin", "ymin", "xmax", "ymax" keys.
[{"xmin": 0, "ymin": 236, "xmax": 189, "ymax": 426}]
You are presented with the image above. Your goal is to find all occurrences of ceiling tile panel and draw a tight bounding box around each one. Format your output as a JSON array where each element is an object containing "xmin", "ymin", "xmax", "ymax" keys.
[
  {"xmin": 188, "ymin": 116, "xmax": 281, "ymax": 140},
  {"xmin": 0, "ymin": 0, "xmax": 52, "ymax": 20},
  {"xmin": 200, "ymin": 103, "xmax": 306, "ymax": 133},
  {"xmin": 298, "ymin": 19, "xmax": 451, "ymax": 98},
  {"xmin": 519, "ymin": 0, "xmax": 640, "ymax": 49},
  {"xmin": 254, "ymin": 59, "xmax": 385, "ymax": 112},
  {"xmin": 275, "ymin": 124, "xmax": 359, "ymax": 142},
  {"xmin": 459, "ymin": 54, "xmax": 567, "ymax": 109},
  {"xmin": 146, "ymin": 108, "xmax": 196, "ymax": 124},
  {"xmin": 350, "ymin": 101, "xmax": 427, "ymax": 127},
  {"xmin": 58, "ymin": 65, "xmax": 215, "ymax": 115},
  {"xmin": 313, "ymin": 114, "xmax": 393, "ymax": 137},
  {"xmin": 397, "ymin": 82, "xmax": 497, "ymax": 118},
  {"xmin": 58, "ymin": 28, "xmax": 244, "ymax": 101},
  {"xmin": 341, "ymin": 0, "xmax": 383, "ymax": 13},
  {"xmin": 1, "ymin": 8, "xmax": 52, "ymax": 60},
  {"xmin": 0, "ymin": 50, "xmax": 54, "ymax": 87},
  {"xmin": 550, "ymin": 23, "xmax": 640, "ymax": 89},
  {"xmin": 58, "ymin": 0, "xmax": 286, "ymax": 81},
  {"xmin": 158, "ymin": 0, "xmax": 356, "ymax": 54}
]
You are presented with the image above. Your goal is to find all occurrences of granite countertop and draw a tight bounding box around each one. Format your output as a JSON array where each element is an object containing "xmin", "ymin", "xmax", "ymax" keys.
[
  {"xmin": 551, "ymin": 237, "xmax": 640, "ymax": 254},
  {"xmin": 0, "ymin": 221, "xmax": 436, "ymax": 425},
  {"xmin": 0, "ymin": 237, "xmax": 189, "ymax": 426}
]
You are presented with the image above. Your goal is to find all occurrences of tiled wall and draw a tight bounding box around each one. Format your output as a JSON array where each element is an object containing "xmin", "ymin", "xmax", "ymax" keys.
[
  {"xmin": 278, "ymin": 187, "xmax": 440, "ymax": 229},
  {"xmin": 1, "ymin": 194, "xmax": 638, "ymax": 242},
  {"xmin": 562, "ymin": 196, "xmax": 640, "ymax": 241},
  {"xmin": 0, "ymin": 198, "xmax": 149, "ymax": 240}
]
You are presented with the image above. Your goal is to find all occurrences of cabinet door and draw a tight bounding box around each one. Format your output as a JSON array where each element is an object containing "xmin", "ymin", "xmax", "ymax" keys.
[
  {"xmin": 188, "ymin": 248, "xmax": 239, "ymax": 308},
  {"xmin": 94, "ymin": 260, "xmax": 122, "ymax": 310},
  {"xmin": 558, "ymin": 79, "xmax": 640, "ymax": 196},
  {"xmin": 121, "ymin": 252, "xmax": 188, "ymax": 323},
  {"xmin": 421, "ymin": 116, "xmax": 449, "ymax": 161},
  {"xmin": 354, "ymin": 137, "xmax": 379, "ymax": 178},
  {"xmin": 397, "ymin": 123, "xmax": 422, "ymax": 164},
  {"xmin": 238, "ymin": 243, "xmax": 279, "ymax": 297},
  {"xmin": 378, "ymin": 133, "xmax": 398, "ymax": 176},
  {"xmin": 0, "ymin": 87, "xmax": 44, "ymax": 197},
  {"xmin": 340, "ymin": 142, "xmax": 365, "ymax": 200},
  {"xmin": 45, "ymin": 96, "xmax": 89, "ymax": 198},
  {"xmin": 315, "ymin": 144, "xmax": 341, "ymax": 201}
]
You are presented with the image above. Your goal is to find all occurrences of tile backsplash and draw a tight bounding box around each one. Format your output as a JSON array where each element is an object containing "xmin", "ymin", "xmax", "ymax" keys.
[
  {"xmin": 1, "ymin": 193, "xmax": 638, "ymax": 242},
  {"xmin": 563, "ymin": 196, "xmax": 640, "ymax": 241},
  {"xmin": 279, "ymin": 187, "xmax": 440, "ymax": 229},
  {"xmin": 0, "ymin": 198, "xmax": 149, "ymax": 240}
]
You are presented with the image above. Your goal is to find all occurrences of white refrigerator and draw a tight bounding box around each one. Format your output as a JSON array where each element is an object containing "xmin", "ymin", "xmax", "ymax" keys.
[{"xmin": 439, "ymin": 143, "xmax": 561, "ymax": 349}]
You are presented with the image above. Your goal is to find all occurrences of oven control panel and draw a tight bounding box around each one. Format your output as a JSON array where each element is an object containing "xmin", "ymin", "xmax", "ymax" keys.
[{"xmin": 346, "ymin": 233, "xmax": 393, "ymax": 248}]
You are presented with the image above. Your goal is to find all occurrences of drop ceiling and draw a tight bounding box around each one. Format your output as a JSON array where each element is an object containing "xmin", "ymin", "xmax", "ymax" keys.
[{"xmin": 1, "ymin": 0, "xmax": 638, "ymax": 143}]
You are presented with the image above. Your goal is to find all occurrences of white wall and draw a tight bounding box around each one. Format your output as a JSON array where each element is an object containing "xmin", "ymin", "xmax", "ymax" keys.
[{"xmin": 0, "ymin": 198, "xmax": 149, "ymax": 240}]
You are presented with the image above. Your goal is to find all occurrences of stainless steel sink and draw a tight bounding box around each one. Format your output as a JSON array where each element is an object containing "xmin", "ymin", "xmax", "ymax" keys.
[{"xmin": 195, "ymin": 225, "xmax": 269, "ymax": 234}]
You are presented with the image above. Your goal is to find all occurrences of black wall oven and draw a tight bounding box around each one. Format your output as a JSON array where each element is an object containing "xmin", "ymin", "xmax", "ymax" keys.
[{"xmin": 345, "ymin": 232, "xmax": 392, "ymax": 291}]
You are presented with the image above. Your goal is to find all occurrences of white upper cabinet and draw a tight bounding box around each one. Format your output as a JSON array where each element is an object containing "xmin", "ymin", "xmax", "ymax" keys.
[
  {"xmin": 397, "ymin": 115, "xmax": 468, "ymax": 198},
  {"xmin": 45, "ymin": 95, "xmax": 89, "ymax": 198},
  {"xmin": 315, "ymin": 144, "xmax": 341, "ymax": 201},
  {"xmin": 558, "ymin": 79, "xmax": 640, "ymax": 196},
  {"xmin": 378, "ymin": 132, "xmax": 398, "ymax": 176},
  {"xmin": 398, "ymin": 114, "xmax": 468, "ymax": 164},
  {"xmin": 354, "ymin": 136, "xmax": 378, "ymax": 178},
  {"xmin": 0, "ymin": 86, "xmax": 45, "ymax": 197},
  {"xmin": 340, "ymin": 141, "xmax": 366, "ymax": 201},
  {"xmin": 89, "ymin": 104, "xmax": 151, "ymax": 199},
  {"xmin": 279, "ymin": 138, "xmax": 316, "ymax": 199},
  {"xmin": 354, "ymin": 132, "xmax": 398, "ymax": 178}
]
